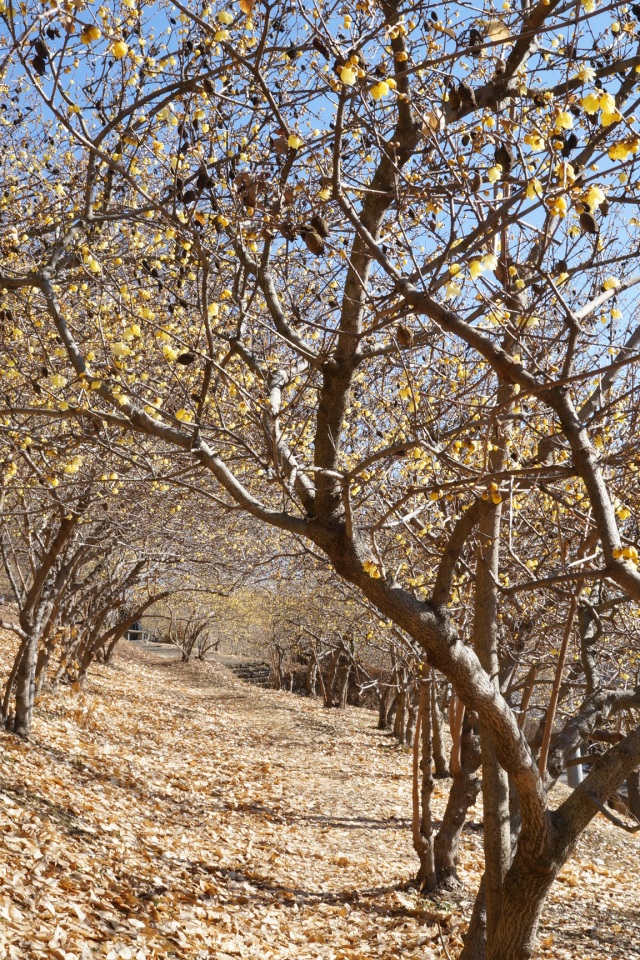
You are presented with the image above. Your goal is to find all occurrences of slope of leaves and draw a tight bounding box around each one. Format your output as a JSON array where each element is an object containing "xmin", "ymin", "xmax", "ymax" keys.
[{"xmin": 0, "ymin": 634, "xmax": 638, "ymax": 960}]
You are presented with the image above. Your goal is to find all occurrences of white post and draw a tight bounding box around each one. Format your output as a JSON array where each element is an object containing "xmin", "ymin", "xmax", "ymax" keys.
[{"xmin": 567, "ymin": 746, "xmax": 584, "ymax": 787}]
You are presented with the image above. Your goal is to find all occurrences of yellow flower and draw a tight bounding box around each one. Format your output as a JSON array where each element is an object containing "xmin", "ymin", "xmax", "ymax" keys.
[
  {"xmin": 608, "ymin": 142, "xmax": 630, "ymax": 161},
  {"xmin": 603, "ymin": 276, "xmax": 620, "ymax": 290},
  {"xmin": 340, "ymin": 65, "xmax": 357, "ymax": 85},
  {"xmin": 555, "ymin": 111, "xmax": 573, "ymax": 130},
  {"xmin": 547, "ymin": 194, "xmax": 567, "ymax": 217},
  {"xmin": 599, "ymin": 92, "xmax": 616, "ymax": 114},
  {"xmin": 444, "ymin": 281, "xmax": 461, "ymax": 299},
  {"xmin": 575, "ymin": 65, "xmax": 596, "ymax": 83},
  {"xmin": 363, "ymin": 559, "xmax": 381, "ymax": 578},
  {"xmin": 524, "ymin": 132, "xmax": 544, "ymax": 150},
  {"xmin": 487, "ymin": 165, "xmax": 502, "ymax": 183},
  {"xmin": 585, "ymin": 185, "xmax": 605, "ymax": 208},
  {"xmin": 370, "ymin": 81, "xmax": 390, "ymax": 100},
  {"xmin": 287, "ymin": 134, "xmax": 303, "ymax": 150},
  {"xmin": 601, "ymin": 109, "xmax": 622, "ymax": 128},
  {"xmin": 482, "ymin": 253, "xmax": 498, "ymax": 271},
  {"xmin": 581, "ymin": 91, "xmax": 601, "ymax": 115},
  {"xmin": 175, "ymin": 408, "xmax": 193, "ymax": 423},
  {"xmin": 469, "ymin": 260, "xmax": 483, "ymax": 279},
  {"xmin": 63, "ymin": 456, "xmax": 83, "ymax": 475},
  {"xmin": 81, "ymin": 25, "xmax": 101, "ymax": 44},
  {"xmin": 218, "ymin": 9, "xmax": 234, "ymax": 24},
  {"xmin": 111, "ymin": 40, "xmax": 129, "ymax": 59},
  {"xmin": 526, "ymin": 178, "xmax": 543, "ymax": 199}
]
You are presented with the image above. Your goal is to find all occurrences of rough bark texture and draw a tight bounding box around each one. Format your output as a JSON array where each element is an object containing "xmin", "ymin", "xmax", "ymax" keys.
[
  {"xmin": 431, "ymin": 683, "xmax": 450, "ymax": 777},
  {"xmin": 474, "ymin": 504, "xmax": 511, "ymax": 947},
  {"xmin": 627, "ymin": 768, "xmax": 640, "ymax": 822},
  {"xmin": 413, "ymin": 682, "xmax": 436, "ymax": 890},
  {"xmin": 13, "ymin": 630, "xmax": 39, "ymax": 738},
  {"xmin": 394, "ymin": 686, "xmax": 406, "ymax": 742},
  {"xmin": 434, "ymin": 711, "xmax": 482, "ymax": 887}
]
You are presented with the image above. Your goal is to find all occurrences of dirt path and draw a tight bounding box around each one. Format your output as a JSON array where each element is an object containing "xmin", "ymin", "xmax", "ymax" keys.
[{"xmin": 0, "ymin": 642, "xmax": 638, "ymax": 960}]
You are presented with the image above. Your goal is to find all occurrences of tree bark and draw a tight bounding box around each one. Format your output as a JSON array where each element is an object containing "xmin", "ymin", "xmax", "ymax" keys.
[
  {"xmin": 538, "ymin": 595, "xmax": 579, "ymax": 778},
  {"xmin": 393, "ymin": 684, "xmax": 406, "ymax": 742},
  {"xmin": 378, "ymin": 680, "xmax": 392, "ymax": 729},
  {"xmin": 434, "ymin": 710, "xmax": 482, "ymax": 887},
  {"xmin": 474, "ymin": 504, "xmax": 510, "ymax": 948},
  {"xmin": 431, "ymin": 682, "xmax": 450, "ymax": 777},
  {"xmin": 627, "ymin": 768, "xmax": 640, "ymax": 822},
  {"xmin": 405, "ymin": 686, "xmax": 418, "ymax": 746},
  {"xmin": 2, "ymin": 633, "xmax": 29, "ymax": 726},
  {"xmin": 305, "ymin": 656, "xmax": 317, "ymax": 696},
  {"xmin": 13, "ymin": 630, "xmax": 39, "ymax": 737},
  {"xmin": 412, "ymin": 681, "xmax": 436, "ymax": 890},
  {"xmin": 336, "ymin": 660, "xmax": 351, "ymax": 709},
  {"xmin": 325, "ymin": 646, "xmax": 342, "ymax": 706}
]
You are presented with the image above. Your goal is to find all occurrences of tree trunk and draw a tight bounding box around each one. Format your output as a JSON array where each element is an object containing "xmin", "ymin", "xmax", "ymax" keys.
[
  {"xmin": 378, "ymin": 681, "xmax": 392, "ymax": 729},
  {"xmin": 538, "ymin": 596, "xmax": 579, "ymax": 777},
  {"xmin": 459, "ymin": 877, "xmax": 487, "ymax": 960},
  {"xmin": 431, "ymin": 681, "xmax": 450, "ymax": 777},
  {"xmin": 34, "ymin": 641, "xmax": 53, "ymax": 697},
  {"xmin": 272, "ymin": 644, "xmax": 285, "ymax": 690},
  {"xmin": 336, "ymin": 660, "xmax": 351, "ymax": 708},
  {"xmin": 103, "ymin": 635, "xmax": 120, "ymax": 663},
  {"xmin": 434, "ymin": 710, "xmax": 482, "ymax": 887},
  {"xmin": 474, "ymin": 504, "xmax": 510, "ymax": 947},
  {"xmin": 413, "ymin": 681, "xmax": 436, "ymax": 890},
  {"xmin": 486, "ymin": 847, "xmax": 559, "ymax": 960},
  {"xmin": 325, "ymin": 647, "xmax": 343, "ymax": 706},
  {"xmin": 13, "ymin": 631, "xmax": 39, "ymax": 738},
  {"xmin": 314, "ymin": 649, "xmax": 329, "ymax": 706},
  {"xmin": 306, "ymin": 656, "xmax": 317, "ymax": 696},
  {"xmin": 2, "ymin": 634, "xmax": 29, "ymax": 726},
  {"xmin": 627, "ymin": 768, "xmax": 640, "ymax": 821},
  {"xmin": 405, "ymin": 686, "xmax": 418, "ymax": 746},
  {"xmin": 393, "ymin": 686, "xmax": 406, "ymax": 742}
]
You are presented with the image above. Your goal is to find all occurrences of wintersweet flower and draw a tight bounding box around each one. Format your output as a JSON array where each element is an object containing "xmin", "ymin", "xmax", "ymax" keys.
[
  {"xmin": 371, "ymin": 81, "xmax": 390, "ymax": 100},
  {"xmin": 526, "ymin": 179, "xmax": 543, "ymax": 199},
  {"xmin": 581, "ymin": 91, "xmax": 600, "ymax": 114},
  {"xmin": 111, "ymin": 40, "xmax": 128, "ymax": 59},
  {"xmin": 575, "ymin": 65, "xmax": 596, "ymax": 83},
  {"xmin": 340, "ymin": 65, "xmax": 357, "ymax": 85},
  {"xmin": 555, "ymin": 111, "xmax": 573, "ymax": 130}
]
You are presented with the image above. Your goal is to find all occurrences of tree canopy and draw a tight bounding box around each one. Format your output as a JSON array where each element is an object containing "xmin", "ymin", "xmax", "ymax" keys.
[{"xmin": 2, "ymin": 0, "xmax": 640, "ymax": 957}]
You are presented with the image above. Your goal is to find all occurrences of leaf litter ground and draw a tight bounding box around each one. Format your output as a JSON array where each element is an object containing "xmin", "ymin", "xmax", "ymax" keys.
[{"xmin": 0, "ymin": 637, "xmax": 639, "ymax": 960}]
